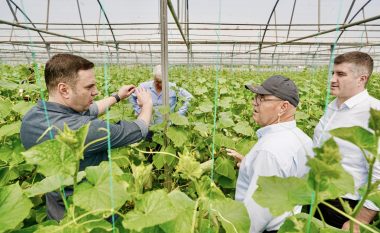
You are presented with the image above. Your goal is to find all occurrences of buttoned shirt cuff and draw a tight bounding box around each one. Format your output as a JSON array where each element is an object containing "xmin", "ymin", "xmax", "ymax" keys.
[
  {"xmin": 133, "ymin": 119, "xmax": 148, "ymax": 138},
  {"xmin": 363, "ymin": 199, "xmax": 380, "ymax": 212}
]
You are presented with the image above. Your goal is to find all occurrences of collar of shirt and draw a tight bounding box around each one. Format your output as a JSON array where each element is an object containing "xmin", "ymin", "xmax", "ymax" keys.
[
  {"xmin": 256, "ymin": 120, "xmax": 297, "ymax": 139},
  {"xmin": 37, "ymin": 100, "xmax": 78, "ymax": 114},
  {"xmin": 330, "ymin": 89, "xmax": 369, "ymax": 111}
]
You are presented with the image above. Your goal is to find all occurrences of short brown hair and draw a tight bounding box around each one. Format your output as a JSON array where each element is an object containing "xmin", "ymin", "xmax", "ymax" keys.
[
  {"xmin": 334, "ymin": 51, "xmax": 374, "ymax": 78},
  {"xmin": 45, "ymin": 53, "xmax": 94, "ymax": 92}
]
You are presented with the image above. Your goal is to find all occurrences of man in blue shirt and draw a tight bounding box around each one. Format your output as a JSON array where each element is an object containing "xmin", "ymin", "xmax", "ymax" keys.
[
  {"xmin": 20, "ymin": 53, "xmax": 153, "ymax": 221},
  {"xmin": 130, "ymin": 65, "xmax": 193, "ymax": 125}
]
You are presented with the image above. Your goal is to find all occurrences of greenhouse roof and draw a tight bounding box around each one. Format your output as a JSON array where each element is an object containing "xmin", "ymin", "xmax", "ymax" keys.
[{"xmin": 1, "ymin": 0, "xmax": 380, "ymax": 69}]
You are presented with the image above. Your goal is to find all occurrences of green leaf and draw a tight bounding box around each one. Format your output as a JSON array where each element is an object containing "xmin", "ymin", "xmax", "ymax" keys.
[
  {"xmin": 0, "ymin": 121, "xmax": 21, "ymax": 138},
  {"xmin": 169, "ymin": 113, "xmax": 189, "ymax": 126},
  {"xmin": 211, "ymin": 199, "xmax": 250, "ymax": 233},
  {"xmin": 74, "ymin": 162, "xmax": 128, "ymax": 213},
  {"xmin": 160, "ymin": 190, "xmax": 195, "ymax": 233},
  {"xmin": 218, "ymin": 117, "xmax": 235, "ymax": 128},
  {"xmin": 12, "ymin": 101, "xmax": 35, "ymax": 116},
  {"xmin": 278, "ymin": 213, "xmax": 324, "ymax": 233},
  {"xmin": 233, "ymin": 121, "xmax": 253, "ymax": 136},
  {"xmin": 193, "ymin": 122, "xmax": 211, "ymax": 137},
  {"xmin": 122, "ymin": 190, "xmax": 177, "ymax": 231},
  {"xmin": 193, "ymin": 86, "xmax": 208, "ymax": 96},
  {"xmin": 369, "ymin": 108, "xmax": 380, "ymax": 136},
  {"xmin": 0, "ymin": 184, "xmax": 33, "ymax": 232},
  {"xmin": 253, "ymin": 176, "xmax": 313, "ymax": 216},
  {"xmin": 175, "ymin": 153, "xmax": 203, "ymax": 180},
  {"xmin": 236, "ymin": 139, "xmax": 255, "ymax": 155},
  {"xmin": 330, "ymin": 126, "xmax": 376, "ymax": 155},
  {"xmin": 195, "ymin": 176, "xmax": 225, "ymax": 200},
  {"xmin": 166, "ymin": 127, "xmax": 188, "ymax": 147},
  {"xmin": 214, "ymin": 133, "xmax": 235, "ymax": 149},
  {"xmin": 131, "ymin": 163, "xmax": 153, "ymax": 192},
  {"xmin": 25, "ymin": 172, "xmax": 86, "ymax": 197},
  {"xmin": 0, "ymin": 99, "xmax": 12, "ymax": 119},
  {"xmin": 219, "ymin": 97, "xmax": 232, "ymax": 108},
  {"xmin": 0, "ymin": 80, "xmax": 18, "ymax": 90},
  {"xmin": 214, "ymin": 157, "xmax": 236, "ymax": 180},
  {"xmin": 23, "ymin": 140, "xmax": 77, "ymax": 177},
  {"xmin": 197, "ymin": 101, "xmax": 213, "ymax": 113},
  {"xmin": 295, "ymin": 111, "xmax": 310, "ymax": 120}
]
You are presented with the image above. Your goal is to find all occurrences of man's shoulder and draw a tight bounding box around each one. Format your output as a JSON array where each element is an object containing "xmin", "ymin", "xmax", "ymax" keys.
[{"xmin": 368, "ymin": 95, "xmax": 380, "ymax": 109}]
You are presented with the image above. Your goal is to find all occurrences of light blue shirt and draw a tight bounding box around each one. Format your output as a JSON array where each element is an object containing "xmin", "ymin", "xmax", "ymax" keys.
[
  {"xmin": 130, "ymin": 80, "xmax": 193, "ymax": 124},
  {"xmin": 235, "ymin": 121, "xmax": 313, "ymax": 233},
  {"xmin": 313, "ymin": 90, "xmax": 380, "ymax": 211}
]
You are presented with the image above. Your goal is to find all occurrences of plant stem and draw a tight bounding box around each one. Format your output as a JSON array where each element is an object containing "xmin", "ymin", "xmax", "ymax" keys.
[{"xmin": 191, "ymin": 198, "xmax": 199, "ymax": 233}]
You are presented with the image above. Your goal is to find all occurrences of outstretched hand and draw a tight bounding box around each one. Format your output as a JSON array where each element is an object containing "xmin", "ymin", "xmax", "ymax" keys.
[
  {"xmin": 135, "ymin": 87, "xmax": 152, "ymax": 107},
  {"xmin": 226, "ymin": 148, "xmax": 244, "ymax": 168},
  {"xmin": 118, "ymin": 85, "xmax": 136, "ymax": 99}
]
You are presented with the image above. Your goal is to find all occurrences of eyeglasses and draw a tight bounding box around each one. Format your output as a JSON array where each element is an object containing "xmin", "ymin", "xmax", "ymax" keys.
[{"xmin": 253, "ymin": 94, "xmax": 282, "ymax": 105}]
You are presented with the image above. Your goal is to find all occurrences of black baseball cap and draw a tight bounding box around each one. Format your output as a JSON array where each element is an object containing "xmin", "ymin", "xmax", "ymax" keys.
[{"xmin": 245, "ymin": 75, "xmax": 299, "ymax": 107}]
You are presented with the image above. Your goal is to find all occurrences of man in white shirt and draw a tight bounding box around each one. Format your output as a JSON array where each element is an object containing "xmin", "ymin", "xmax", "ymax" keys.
[
  {"xmin": 227, "ymin": 75, "xmax": 314, "ymax": 233},
  {"xmin": 313, "ymin": 51, "xmax": 380, "ymax": 231}
]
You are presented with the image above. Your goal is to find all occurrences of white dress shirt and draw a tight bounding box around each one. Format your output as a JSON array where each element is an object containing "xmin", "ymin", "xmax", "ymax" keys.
[
  {"xmin": 236, "ymin": 121, "xmax": 314, "ymax": 233},
  {"xmin": 313, "ymin": 90, "xmax": 380, "ymax": 211}
]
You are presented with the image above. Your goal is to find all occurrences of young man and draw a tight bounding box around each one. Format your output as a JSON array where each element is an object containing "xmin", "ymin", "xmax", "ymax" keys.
[
  {"xmin": 20, "ymin": 53, "xmax": 153, "ymax": 221},
  {"xmin": 227, "ymin": 75, "xmax": 314, "ymax": 233},
  {"xmin": 313, "ymin": 51, "xmax": 380, "ymax": 231},
  {"xmin": 130, "ymin": 64, "xmax": 193, "ymax": 125}
]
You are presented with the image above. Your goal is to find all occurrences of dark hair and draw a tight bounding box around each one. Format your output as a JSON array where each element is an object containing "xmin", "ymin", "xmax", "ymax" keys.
[
  {"xmin": 334, "ymin": 51, "xmax": 374, "ymax": 78},
  {"xmin": 45, "ymin": 53, "xmax": 94, "ymax": 92}
]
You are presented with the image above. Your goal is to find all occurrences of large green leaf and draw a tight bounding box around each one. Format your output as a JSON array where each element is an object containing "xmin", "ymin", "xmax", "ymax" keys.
[
  {"xmin": 253, "ymin": 176, "xmax": 313, "ymax": 216},
  {"xmin": 197, "ymin": 101, "xmax": 213, "ymax": 113},
  {"xmin": 195, "ymin": 176, "xmax": 225, "ymax": 200},
  {"xmin": 169, "ymin": 113, "xmax": 189, "ymax": 126},
  {"xmin": 233, "ymin": 121, "xmax": 253, "ymax": 136},
  {"xmin": 0, "ymin": 184, "xmax": 33, "ymax": 232},
  {"xmin": 211, "ymin": 199, "xmax": 250, "ymax": 233},
  {"xmin": 0, "ymin": 80, "xmax": 18, "ymax": 90},
  {"xmin": 175, "ymin": 153, "xmax": 203, "ymax": 180},
  {"xmin": 0, "ymin": 99, "xmax": 12, "ymax": 119},
  {"xmin": 278, "ymin": 213, "xmax": 326, "ymax": 233},
  {"xmin": 0, "ymin": 121, "xmax": 21, "ymax": 138},
  {"xmin": 23, "ymin": 139, "xmax": 77, "ymax": 177},
  {"xmin": 166, "ymin": 127, "xmax": 187, "ymax": 147},
  {"xmin": 218, "ymin": 117, "xmax": 235, "ymax": 128},
  {"xmin": 160, "ymin": 190, "xmax": 195, "ymax": 233},
  {"xmin": 214, "ymin": 156, "xmax": 236, "ymax": 180},
  {"xmin": 235, "ymin": 139, "xmax": 255, "ymax": 155},
  {"xmin": 369, "ymin": 108, "xmax": 380, "ymax": 135},
  {"xmin": 25, "ymin": 172, "xmax": 86, "ymax": 197},
  {"xmin": 330, "ymin": 126, "xmax": 376, "ymax": 155},
  {"xmin": 214, "ymin": 133, "xmax": 235, "ymax": 149},
  {"xmin": 74, "ymin": 162, "xmax": 128, "ymax": 213},
  {"xmin": 122, "ymin": 190, "xmax": 177, "ymax": 231},
  {"xmin": 131, "ymin": 163, "xmax": 153, "ymax": 193},
  {"xmin": 12, "ymin": 101, "xmax": 35, "ymax": 116},
  {"xmin": 193, "ymin": 122, "xmax": 211, "ymax": 137}
]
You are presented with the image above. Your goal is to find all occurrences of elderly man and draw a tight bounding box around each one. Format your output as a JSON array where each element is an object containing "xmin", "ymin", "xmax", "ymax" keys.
[
  {"xmin": 313, "ymin": 51, "xmax": 380, "ymax": 231},
  {"xmin": 227, "ymin": 75, "xmax": 314, "ymax": 233},
  {"xmin": 130, "ymin": 65, "xmax": 193, "ymax": 125},
  {"xmin": 20, "ymin": 53, "xmax": 153, "ymax": 221}
]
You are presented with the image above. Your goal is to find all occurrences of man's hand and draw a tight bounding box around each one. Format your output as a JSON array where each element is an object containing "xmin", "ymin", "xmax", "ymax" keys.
[
  {"xmin": 118, "ymin": 85, "xmax": 136, "ymax": 100},
  {"xmin": 226, "ymin": 148, "xmax": 244, "ymax": 167},
  {"xmin": 135, "ymin": 87, "xmax": 152, "ymax": 107},
  {"xmin": 342, "ymin": 207, "xmax": 377, "ymax": 233}
]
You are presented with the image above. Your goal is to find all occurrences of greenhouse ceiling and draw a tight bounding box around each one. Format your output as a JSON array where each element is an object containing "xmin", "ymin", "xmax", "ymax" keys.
[{"xmin": 0, "ymin": 0, "xmax": 380, "ymax": 70}]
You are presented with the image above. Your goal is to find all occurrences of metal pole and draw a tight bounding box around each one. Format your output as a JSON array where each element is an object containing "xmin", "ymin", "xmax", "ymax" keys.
[{"xmin": 161, "ymin": 0, "xmax": 169, "ymax": 124}]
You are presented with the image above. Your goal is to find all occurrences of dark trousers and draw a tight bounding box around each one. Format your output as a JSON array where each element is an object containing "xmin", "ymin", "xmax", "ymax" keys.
[
  {"xmin": 309, "ymin": 198, "xmax": 358, "ymax": 229},
  {"xmin": 263, "ymin": 231, "xmax": 277, "ymax": 233}
]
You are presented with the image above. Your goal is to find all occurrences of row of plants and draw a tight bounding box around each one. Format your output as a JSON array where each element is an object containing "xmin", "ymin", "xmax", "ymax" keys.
[{"xmin": 0, "ymin": 64, "xmax": 379, "ymax": 232}]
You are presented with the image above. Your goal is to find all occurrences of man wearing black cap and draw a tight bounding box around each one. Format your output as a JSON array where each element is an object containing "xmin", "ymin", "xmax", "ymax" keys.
[{"xmin": 226, "ymin": 75, "xmax": 314, "ymax": 233}]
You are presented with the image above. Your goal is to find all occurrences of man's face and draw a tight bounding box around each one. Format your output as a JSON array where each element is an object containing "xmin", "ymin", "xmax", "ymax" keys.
[
  {"xmin": 331, "ymin": 62, "xmax": 366, "ymax": 100},
  {"xmin": 153, "ymin": 75, "xmax": 162, "ymax": 90},
  {"xmin": 68, "ymin": 69, "xmax": 98, "ymax": 112},
  {"xmin": 252, "ymin": 94, "xmax": 283, "ymax": 127}
]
